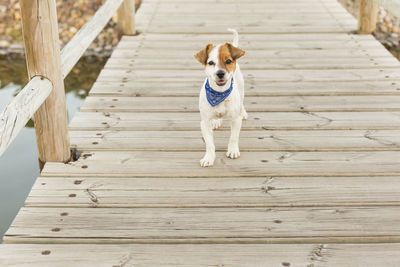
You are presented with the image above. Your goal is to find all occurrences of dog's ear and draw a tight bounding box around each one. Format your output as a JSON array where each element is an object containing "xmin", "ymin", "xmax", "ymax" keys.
[
  {"xmin": 194, "ymin": 42, "xmax": 215, "ymax": 65},
  {"xmin": 225, "ymin": 42, "xmax": 245, "ymax": 60}
]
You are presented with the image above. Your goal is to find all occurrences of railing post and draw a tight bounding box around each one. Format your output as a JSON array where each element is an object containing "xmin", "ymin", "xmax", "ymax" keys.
[
  {"xmin": 358, "ymin": 0, "xmax": 378, "ymax": 34},
  {"xmin": 117, "ymin": 0, "xmax": 136, "ymax": 35},
  {"xmin": 19, "ymin": 0, "xmax": 71, "ymax": 169}
]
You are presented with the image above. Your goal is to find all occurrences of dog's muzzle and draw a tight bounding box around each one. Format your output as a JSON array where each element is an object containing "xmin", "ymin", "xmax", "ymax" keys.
[{"xmin": 215, "ymin": 70, "xmax": 227, "ymax": 86}]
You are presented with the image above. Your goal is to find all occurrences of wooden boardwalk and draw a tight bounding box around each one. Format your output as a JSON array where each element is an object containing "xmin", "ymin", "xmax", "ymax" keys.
[{"xmin": 3, "ymin": 0, "xmax": 400, "ymax": 265}]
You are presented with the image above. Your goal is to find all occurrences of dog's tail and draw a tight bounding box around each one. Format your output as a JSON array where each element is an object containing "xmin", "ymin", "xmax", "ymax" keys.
[{"xmin": 227, "ymin": 28, "xmax": 239, "ymax": 47}]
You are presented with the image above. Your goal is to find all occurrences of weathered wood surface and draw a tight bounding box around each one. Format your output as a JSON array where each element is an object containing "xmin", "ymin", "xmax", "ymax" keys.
[
  {"xmin": 5, "ymin": 206, "xmax": 400, "ymax": 244},
  {"xmin": 80, "ymin": 95, "xmax": 400, "ymax": 112},
  {"xmin": 117, "ymin": 0, "xmax": 136, "ymax": 35},
  {"xmin": 61, "ymin": 0, "xmax": 124, "ymax": 78},
  {"xmin": 110, "ymin": 49, "xmax": 394, "ymax": 59},
  {"xmin": 26, "ymin": 176, "xmax": 400, "ymax": 207},
  {"xmin": 2, "ymin": 244, "xmax": 400, "ymax": 266},
  {"xmin": 19, "ymin": 0, "xmax": 70, "ymax": 163},
  {"xmin": 69, "ymin": 130, "xmax": 400, "ymax": 151},
  {"xmin": 358, "ymin": 0, "xmax": 378, "ymax": 34},
  {"xmin": 90, "ymin": 80, "xmax": 400, "ymax": 96},
  {"xmin": 0, "ymin": 77, "xmax": 52, "ymax": 157},
  {"xmin": 70, "ymin": 111, "xmax": 400, "ymax": 131},
  {"xmin": 4, "ymin": 0, "xmax": 400, "ymax": 263},
  {"xmin": 41, "ymin": 151, "xmax": 400, "ymax": 177}
]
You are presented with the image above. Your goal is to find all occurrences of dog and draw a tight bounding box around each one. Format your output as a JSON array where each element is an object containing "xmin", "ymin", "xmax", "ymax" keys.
[{"xmin": 194, "ymin": 29, "xmax": 247, "ymax": 167}]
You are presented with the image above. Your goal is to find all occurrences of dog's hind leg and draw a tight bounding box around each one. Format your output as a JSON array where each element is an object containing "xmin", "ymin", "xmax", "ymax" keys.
[{"xmin": 234, "ymin": 65, "xmax": 247, "ymax": 120}]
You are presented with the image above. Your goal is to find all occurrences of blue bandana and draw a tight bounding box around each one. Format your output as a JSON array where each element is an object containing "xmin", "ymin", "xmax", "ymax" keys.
[{"xmin": 205, "ymin": 78, "xmax": 233, "ymax": 107}]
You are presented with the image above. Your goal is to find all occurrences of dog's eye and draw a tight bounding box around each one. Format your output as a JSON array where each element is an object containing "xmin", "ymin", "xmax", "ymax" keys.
[
  {"xmin": 208, "ymin": 61, "xmax": 215, "ymax": 66},
  {"xmin": 225, "ymin": 59, "xmax": 232, "ymax": 64}
]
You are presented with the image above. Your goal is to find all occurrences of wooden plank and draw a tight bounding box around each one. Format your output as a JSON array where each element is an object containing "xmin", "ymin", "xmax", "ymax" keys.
[
  {"xmin": 90, "ymin": 80, "xmax": 400, "ymax": 96},
  {"xmin": 41, "ymin": 151, "xmax": 400, "ymax": 177},
  {"xmin": 110, "ymin": 48, "xmax": 393, "ymax": 59},
  {"xmin": 69, "ymin": 111, "xmax": 400, "ymax": 131},
  {"xmin": 143, "ymin": 26, "xmax": 357, "ymax": 34},
  {"xmin": 162, "ymin": 0, "xmax": 350, "ymax": 2},
  {"xmin": 0, "ymin": 77, "xmax": 52, "ymax": 157},
  {"xmin": 144, "ymin": 19, "xmax": 355, "ymax": 26},
  {"xmin": 69, "ymin": 130, "xmax": 400, "ymax": 151},
  {"xmin": 80, "ymin": 95, "xmax": 400, "ymax": 112},
  {"xmin": 151, "ymin": 7, "xmax": 347, "ymax": 13},
  {"xmin": 121, "ymin": 32, "xmax": 378, "ymax": 41},
  {"xmin": 116, "ymin": 38, "xmax": 390, "ymax": 50},
  {"xmin": 2, "ymin": 243, "xmax": 400, "ymax": 266},
  {"xmin": 155, "ymin": 1, "xmax": 346, "ymax": 7},
  {"xmin": 26, "ymin": 176, "xmax": 400, "ymax": 207},
  {"xmin": 146, "ymin": 18, "xmax": 356, "ymax": 26},
  {"xmin": 149, "ymin": 9, "xmax": 350, "ymax": 14},
  {"xmin": 104, "ymin": 57, "xmax": 400, "ymax": 70},
  {"xmin": 5, "ymin": 206, "xmax": 400, "ymax": 243},
  {"xmin": 163, "ymin": 0, "xmax": 345, "ymax": 2},
  {"xmin": 96, "ymin": 69, "xmax": 400, "ymax": 83}
]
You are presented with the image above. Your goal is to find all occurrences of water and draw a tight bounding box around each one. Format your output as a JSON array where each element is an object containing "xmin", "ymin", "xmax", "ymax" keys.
[{"xmin": 0, "ymin": 57, "xmax": 106, "ymax": 241}]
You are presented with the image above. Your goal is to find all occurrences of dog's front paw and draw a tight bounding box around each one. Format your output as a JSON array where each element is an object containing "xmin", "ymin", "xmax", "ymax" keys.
[
  {"xmin": 211, "ymin": 118, "xmax": 223, "ymax": 130},
  {"xmin": 200, "ymin": 153, "xmax": 216, "ymax": 167},
  {"xmin": 226, "ymin": 143, "xmax": 240, "ymax": 159}
]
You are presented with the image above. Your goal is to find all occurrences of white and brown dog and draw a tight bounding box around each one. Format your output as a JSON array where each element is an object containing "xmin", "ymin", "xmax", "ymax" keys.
[{"xmin": 194, "ymin": 29, "xmax": 247, "ymax": 167}]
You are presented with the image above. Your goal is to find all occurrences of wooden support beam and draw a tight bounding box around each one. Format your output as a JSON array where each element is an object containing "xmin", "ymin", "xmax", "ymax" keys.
[
  {"xmin": 117, "ymin": 0, "xmax": 136, "ymax": 35},
  {"xmin": 19, "ymin": 0, "xmax": 71, "ymax": 166},
  {"xmin": 358, "ymin": 0, "xmax": 378, "ymax": 34}
]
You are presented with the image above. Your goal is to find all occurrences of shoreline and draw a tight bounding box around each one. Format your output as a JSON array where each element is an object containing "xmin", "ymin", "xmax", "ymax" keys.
[{"xmin": 0, "ymin": 0, "xmax": 142, "ymax": 60}]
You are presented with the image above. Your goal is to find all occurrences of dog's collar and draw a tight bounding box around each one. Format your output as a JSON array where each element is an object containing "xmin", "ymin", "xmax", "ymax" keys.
[{"xmin": 205, "ymin": 78, "xmax": 234, "ymax": 107}]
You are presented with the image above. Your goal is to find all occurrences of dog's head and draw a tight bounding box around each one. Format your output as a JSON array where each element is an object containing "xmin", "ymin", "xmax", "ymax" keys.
[{"xmin": 194, "ymin": 42, "xmax": 245, "ymax": 88}]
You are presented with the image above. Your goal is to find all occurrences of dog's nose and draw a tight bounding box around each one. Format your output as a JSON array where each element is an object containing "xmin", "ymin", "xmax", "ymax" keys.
[{"xmin": 216, "ymin": 70, "xmax": 225, "ymax": 79}]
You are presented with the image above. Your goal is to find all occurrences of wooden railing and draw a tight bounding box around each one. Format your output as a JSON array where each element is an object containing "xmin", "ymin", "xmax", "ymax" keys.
[
  {"xmin": 0, "ymin": 0, "xmax": 136, "ymax": 170},
  {"xmin": 358, "ymin": 0, "xmax": 400, "ymax": 33}
]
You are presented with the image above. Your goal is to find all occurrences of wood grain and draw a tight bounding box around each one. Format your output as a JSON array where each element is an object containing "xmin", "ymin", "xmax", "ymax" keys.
[
  {"xmin": 27, "ymin": 176, "xmax": 400, "ymax": 207},
  {"xmin": 19, "ymin": 0, "xmax": 70, "ymax": 163},
  {"xmin": 41, "ymin": 151, "xmax": 400, "ymax": 177},
  {"xmin": 69, "ymin": 111, "xmax": 400, "ymax": 131},
  {"xmin": 358, "ymin": 0, "xmax": 378, "ymax": 34},
  {"xmin": 117, "ymin": 0, "xmax": 136, "ymax": 35},
  {"xmin": 2, "ymin": 243, "xmax": 400, "ymax": 266},
  {"xmin": 5, "ymin": 206, "xmax": 400, "ymax": 244},
  {"xmin": 0, "ymin": 77, "xmax": 52, "ymax": 156},
  {"xmin": 69, "ymin": 130, "xmax": 400, "ymax": 151},
  {"xmin": 90, "ymin": 80, "xmax": 400, "ymax": 97}
]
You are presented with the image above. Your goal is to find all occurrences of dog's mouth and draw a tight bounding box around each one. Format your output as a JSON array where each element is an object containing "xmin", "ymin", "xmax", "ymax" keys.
[{"xmin": 216, "ymin": 80, "xmax": 227, "ymax": 86}]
